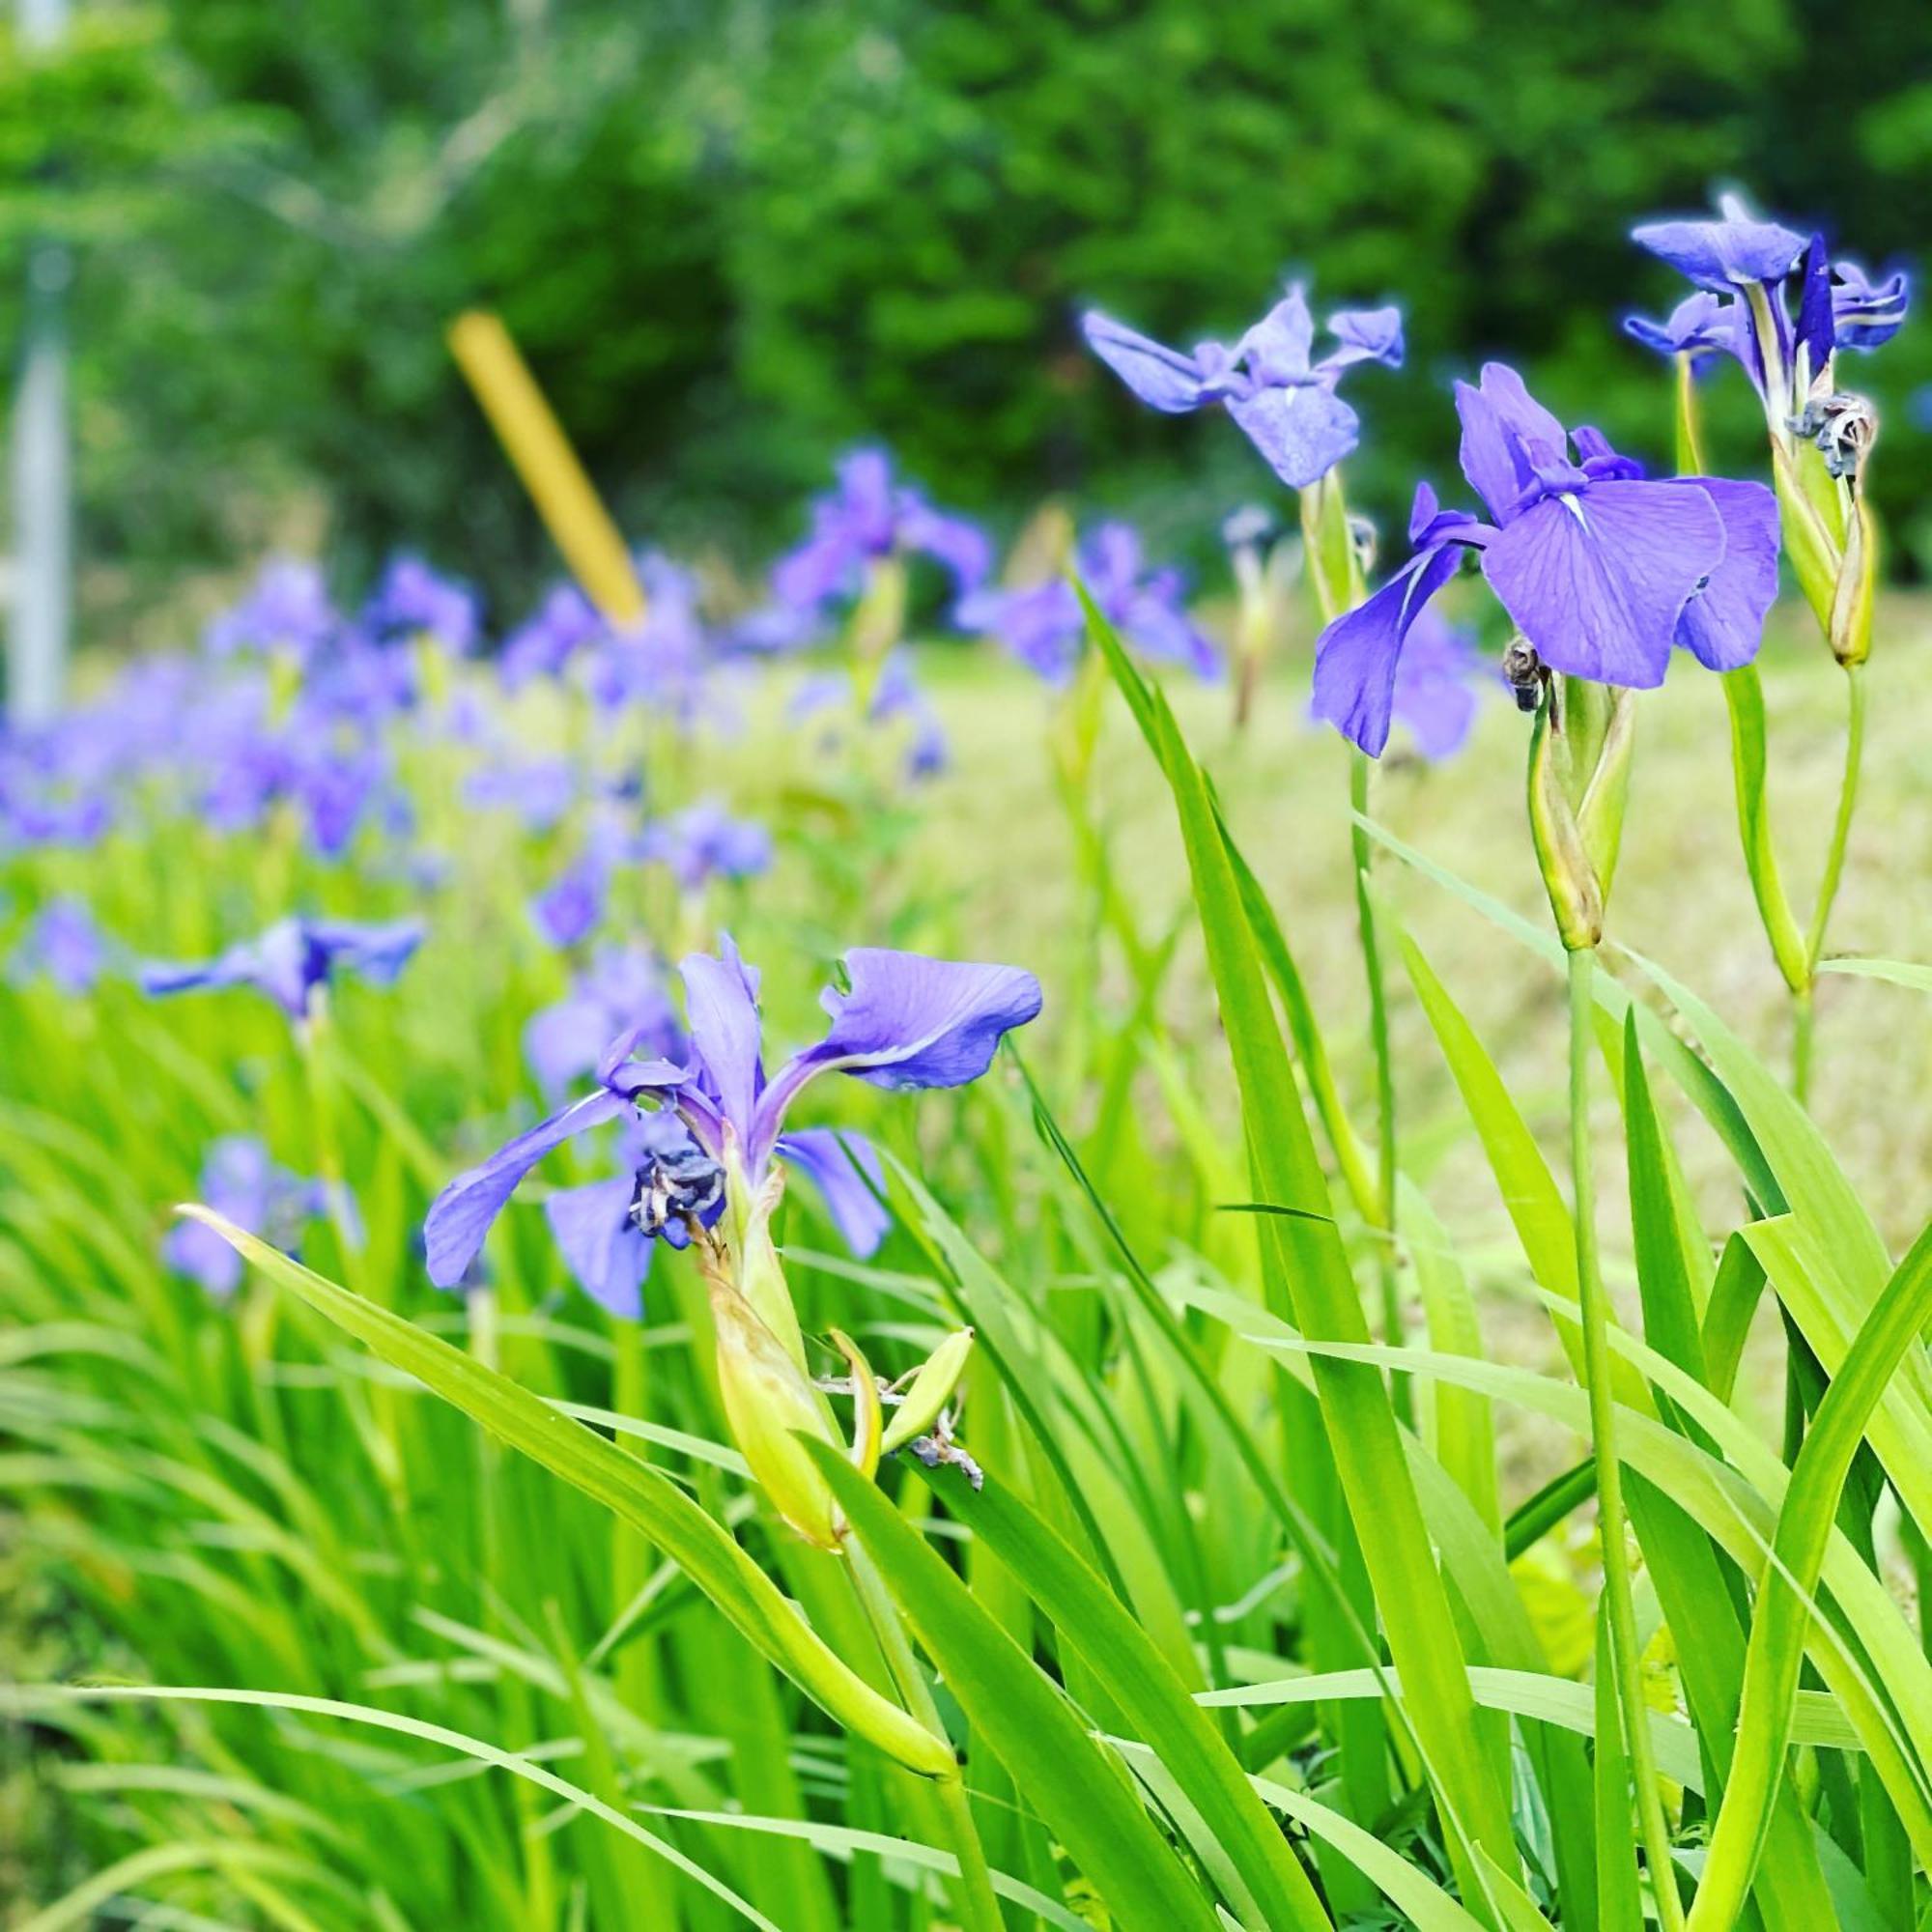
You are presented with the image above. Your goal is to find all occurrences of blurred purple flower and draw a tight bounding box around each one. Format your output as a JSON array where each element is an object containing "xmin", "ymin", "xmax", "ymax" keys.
[
  {"xmin": 165, "ymin": 1136, "xmax": 330, "ymax": 1299},
  {"xmin": 773, "ymin": 449, "xmax": 990, "ymax": 614},
  {"xmin": 641, "ymin": 802, "xmax": 772, "ymax": 893},
  {"xmin": 960, "ymin": 522, "xmax": 1216, "ymax": 684},
  {"xmin": 143, "ymin": 915, "xmax": 424, "ymax": 1020},
  {"xmin": 1388, "ymin": 611, "xmax": 1489, "ymax": 761},
  {"xmin": 791, "ymin": 651, "xmax": 949, "ymax": 779},
  {"xmin": 205, "ymin": 559, "xmax": 339, "ymax": 665},
  {"xmin": 1084, "ymin": 283, "xmax": 1403, "ymax": 489},
  {"xmin": 500, "ymin": 585, "xmax": 608, "ymax": 689},
  {"xmin": 424, "ymin": 937, "xmax": 1041, "ymax": 1296},
  {"xmin": 12, "ymin": 898, "xmax": 107, "ymax": 993},
  {"xmin": 363, "ymin": 555, "xmax": 483, "ymax": 656},
  {"xmin": 466, "ymin": 757, "xmax": 579, "ymax": 833},
  {"xmin": 530, "ymin": 853, "xmax": 608, "ymax": 950},
  {"xmin": 526, "ymin": 946, "xmax": 685, "ymax": 1096}
]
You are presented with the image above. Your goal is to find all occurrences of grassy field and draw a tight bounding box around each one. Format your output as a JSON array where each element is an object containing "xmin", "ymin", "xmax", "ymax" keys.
[{"xmin": 5, "ymin": 593, "xmax": 1931, "ymax": 1926}]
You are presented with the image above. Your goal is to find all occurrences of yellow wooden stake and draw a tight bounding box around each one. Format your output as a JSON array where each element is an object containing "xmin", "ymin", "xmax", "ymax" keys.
[{"xmin": 446, "ymin": 310, "xmax": 647, "ymax": 628}]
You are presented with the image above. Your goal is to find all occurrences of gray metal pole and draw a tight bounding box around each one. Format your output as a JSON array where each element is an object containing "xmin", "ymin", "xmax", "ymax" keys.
[{"xmin": 9, "ymin": 0, "xmax": 73, "ymax": 725}]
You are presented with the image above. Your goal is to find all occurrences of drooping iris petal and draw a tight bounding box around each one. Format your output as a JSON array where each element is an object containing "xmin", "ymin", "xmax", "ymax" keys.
[
  {"xmin": 679, "ymin": 939, "xmax": 765, "ymax": 1144},
  {"xmin": 1633, "ymin": 209, "xmax": 1806, "ymax": 291},
  {"xmin": 305, "ymin": 918, "xmax": 423, "ymax": 987},
  {"xmin": 1310, "ymin": 543, "xmax": 1466, "ymax": 757},
  {"xmin": 1080, "ymin": 312, "xmax": 1208, "ymax": 412},
  {"xmin": 749, "ymin": 950, "xmax": 1042, "ymax": 1166},
  {"xmin": 424, "ymin": 1089, "xmax": 627, "ymax": 1289},
  {"xmin": 1226, "ymin": 384, "xmax": 1360, "ymax": 491},
  {"xmin": 898, "ymin": 502, "xmax": 992, "ymax": 596},
  {"xmin": 779, "ymin": 1126, "xmax": 891, "ymax": 1259},
  {"xmin": 1624, "ymin": 292, "xmax": 1740, "ymax": 362},
  {"xmin": 1479, "ymin": 480, "xmax": 1725, "ymax": 690},
  {"xmin": 544, "ymin": 1176, "xmax": 651, "ymax": 1320},
  {"xmin": 1323, "ymin": 306, "xmax": 1405, "ymax": 372},
  {"xmin": 1832, "ymin": 262, "xmax": 1910, "ymax": 350},
  {"xmin": 142, "ymin": 915, "xmax": 422, "ymax": 1019},
  {"xmin": 1673, "ymin": 477, "xmax": 1780, "ymax": 671},
  {"xmin": 815, "ymin": 951, "xmax": 1044, "ymax": 1092}
]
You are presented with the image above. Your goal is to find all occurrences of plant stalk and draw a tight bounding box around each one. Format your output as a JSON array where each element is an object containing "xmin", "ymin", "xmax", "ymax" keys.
[
  {"xmin": 1804, "ymin": 662, "xmax": 1868, "ymax": 983},
  {"xmin": 845, "ymin": 1536, "xmax": 1004, "ymax": 1932},
  {"xmin": 1568, "ymin": 947, "xmax": 1685, "ymax": 1932},
  {"xmin": 1350, "ymin": 748, "xmax": 1406, "ymax": 1420}
]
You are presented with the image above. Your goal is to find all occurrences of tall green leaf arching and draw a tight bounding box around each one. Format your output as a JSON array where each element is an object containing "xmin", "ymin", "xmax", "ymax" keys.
[
  {"xmin": 174, "ymin": 1209, "xmax": 958, "ymax": 1781},
  {"xmin": 803, "ymin": 1443, "xmax": 1225, "ymax": 1932},
  {"xmin": 1081, "ymin": 589, "xmax": 1523, "ymax": 1909},
  {"xmin": 909, "ymin": 1461, "xmax": 1332, "ymax": 1930},
  {"xmin": 1690, "ymin": 1223, "xmax": 1932, "ymax": 1929}
]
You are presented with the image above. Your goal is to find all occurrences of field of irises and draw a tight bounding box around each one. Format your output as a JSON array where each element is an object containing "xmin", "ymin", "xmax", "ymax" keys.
[{"xmin": 6, "ymin": 196, "xmax": 1932, "ymax": 1930}]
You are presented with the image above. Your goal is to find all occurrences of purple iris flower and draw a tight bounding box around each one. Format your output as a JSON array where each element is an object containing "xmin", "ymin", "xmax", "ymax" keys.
[
  {"xmin": 1083, "ymin": 283, "xmax": 1403, "ymax": 490},
  {"xmin": 165, "ymin": 1136, "xmax": 330, "ymax": 1299},
  {"xmin": 1312, "ymin": 363, "xmax": 1779, "ymax": 757},
  {"xmin": 529, "ymin": 853, "xmax": 609, "ymax": 951},
  {"xmin": 526, "ymin": 946, "xmax": 685, "ymax": 1097},
  {"xmin": 362, "ymin": 555, "xmax": 483, "ymax": 657},
  {"xmin": 641, "ymin": 803, "xmax": 773, "ymax": 893},
  {"xmin": 205, "ymin": 559, "xmax": 340, "ymax": 665},
  {"xmin": 466, "ymin": 757, "xmax": 579, "ymax": 833},
  {"xmin": 142, "ymin": 915, "xmax": 424, "ymax": 1021},
  {"xmin": 500, "ymin": 585, "xmax": 608, "ymax": 689},
  {"xmin": 1627, "ymin": 194, "xmax": 1910, "ymax": 397},
  {"xmin": 423, "ymin": 938, "xmax": 1042, "ymax": 1299},
  {"xmin": 960, "ymin": 522, "xmax": 1217, "ymax": 685},
  {"xmin": 773, "ymin": 449, "xmax": 991, "ymax": 614},
  {"xmin": 12, "ymin": 898, "xmax": 107, "ymax": 993}
]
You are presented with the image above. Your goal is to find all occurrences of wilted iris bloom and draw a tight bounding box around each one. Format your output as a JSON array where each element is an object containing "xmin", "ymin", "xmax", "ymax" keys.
[
  {"xmin": 1628, "ymin": 194, "xmax": 1908, "ymax": 427},
  {"xmin": 641, "ymin": 802, "xmax": 773, "ymax": 893},
  {"xmin": 526, "ymin": 946, "xmax": 685, "ymax": 1096},
  {"xmin": 1084, "ymin": 283, "xmax": 1403, "ymax": 490},
  {"xmin": 166, "ymin": 1136, "xmax": 331, "ymax": 1299},
  {"xmin": 774, "ymin": 449, "xmax": 991, "ymax": 614},
  {"xmin": 1313, "ymin": 363, "xmax": 1778, "ymax": 756},
  {"xmin": 11, "ymin": 898, "xmax": 107, "ymax": 993},
  {"xmin": 362, "ymin": 555, "xmax": 483, "ymax": 657},
  {"xmin": 424, "ymin": 938, "xmax": 1042, "ymax": 1310},
  {"xmin": 143, "ymin": 915, "xmax": 424, "ymax": 1021},
  {"xmin": 205, "ymin": 558, "xmax": 339, "ymax": 665},
  {"xmin": 960, "ymin": 522, "xmax": 1217, "ymax": 684}
]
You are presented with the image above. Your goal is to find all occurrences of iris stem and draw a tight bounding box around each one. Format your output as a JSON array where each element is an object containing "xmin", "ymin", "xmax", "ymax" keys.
[
  {"xmin": 1799, "ymin": 662, "xmax": 1867, "ymax": 1081},
  {"xmin": 1568, "ymin": 947, "xmax": 1684, "ymax": 1932},
  {"xmin": 844, "ymin": 1535, "xmax": 1003, "ymax": 1932},
  {"xmin": 1350, "ymin": 749, "xmax": 1406, "ymax": 1419}
]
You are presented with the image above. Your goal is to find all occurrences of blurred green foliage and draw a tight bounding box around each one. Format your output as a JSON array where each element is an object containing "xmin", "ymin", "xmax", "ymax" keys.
[{"xmin": 4, "ymin": 0, "xmax": 1930, "ymax": 621}]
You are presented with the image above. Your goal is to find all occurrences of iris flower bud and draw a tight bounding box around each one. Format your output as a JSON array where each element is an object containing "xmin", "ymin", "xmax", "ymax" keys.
[{"xmin": 1526, "ymin": 670, "xmax": 1634, "ymax": 952}]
